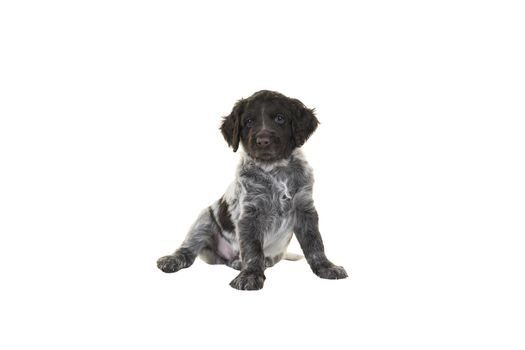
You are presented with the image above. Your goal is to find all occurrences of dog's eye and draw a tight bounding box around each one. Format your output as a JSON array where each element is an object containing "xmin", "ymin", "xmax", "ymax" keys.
[
  {"xmin": 245, "ymin": 119, "xmax": 254, "ymax": 127},
  {"xmin": 274, "ymin": 114, "xmax": 285, "ymax": 124}
]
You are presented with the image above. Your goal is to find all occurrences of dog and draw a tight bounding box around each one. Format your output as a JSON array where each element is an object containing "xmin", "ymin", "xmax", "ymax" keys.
[{"xmin": 157, "ymin": 90, "xmax": 347, "ymax": 290}]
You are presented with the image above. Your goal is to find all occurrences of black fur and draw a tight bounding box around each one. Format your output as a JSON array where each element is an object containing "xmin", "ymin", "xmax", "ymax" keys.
[
  {"xmin": 218, "ymin": 197, "xmax": 235, "ymax": 232},
  {"xmin": 221, "ymin": 90, "xmax": 319, "ymax": 162}
]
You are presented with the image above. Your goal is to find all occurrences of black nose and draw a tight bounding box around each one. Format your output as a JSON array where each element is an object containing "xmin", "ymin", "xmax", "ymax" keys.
[{"xmin": 256, "ymin": 135, "xmax": 271, "ymax": 147}]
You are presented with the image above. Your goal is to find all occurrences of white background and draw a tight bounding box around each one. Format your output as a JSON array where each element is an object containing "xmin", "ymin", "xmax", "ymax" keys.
[{"xmin": 1, "ymin": 1, "xmax": 524, "ymax": 349}]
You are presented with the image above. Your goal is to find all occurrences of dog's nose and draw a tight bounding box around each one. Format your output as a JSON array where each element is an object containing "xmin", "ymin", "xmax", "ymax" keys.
[{"xmin": 256, "ymin": 134, "xmax": 271, "ymax": 147}]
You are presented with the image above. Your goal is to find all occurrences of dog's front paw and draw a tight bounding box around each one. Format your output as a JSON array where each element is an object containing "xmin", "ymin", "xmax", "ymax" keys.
[
  {"xmin": 157, "ymin": 254, "xmax": 186, "ymax": 273},
  {"xmin": 313, "ymin": 263, "xmax": 348, "ymax": 280},
  {"xmin": 229, "ymin": 271, "xmax": 266, "ymax": 291}
]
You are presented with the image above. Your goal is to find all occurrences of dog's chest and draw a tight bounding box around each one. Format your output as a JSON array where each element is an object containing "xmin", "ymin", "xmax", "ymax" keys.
[
  {"xmin": 258, "ymin": 168, "xmax": 297, "ymax": 216},
  {"xmin": 273, "ymin": 178, "xmax": 293, "ymax": 215},
  {"xmin": 255, "ymin": 172, "xmax": 296, "ymax": 255}
]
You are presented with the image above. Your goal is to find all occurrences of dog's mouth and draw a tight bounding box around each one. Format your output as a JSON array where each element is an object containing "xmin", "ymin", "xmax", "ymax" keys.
[
  {"xmin": 252, "ymin": 147, "xmax": 281, "ymax": 161},
  {"xmin": 245, "ymin": 135, "xmax": 287, "ymax": 162},
  {"xmin": 254, "ymin": 150, "xmax": 276, "ymax": 160}
]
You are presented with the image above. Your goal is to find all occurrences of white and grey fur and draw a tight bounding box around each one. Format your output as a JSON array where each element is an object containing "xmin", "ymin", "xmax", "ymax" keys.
[{"xmin": 157, "ymin": 90, "xmax": 347, "ymax": 290}]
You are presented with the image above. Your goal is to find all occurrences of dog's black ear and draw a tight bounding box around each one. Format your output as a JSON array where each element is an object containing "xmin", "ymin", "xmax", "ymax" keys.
[
  {"xmin": 290, "ymin": 98, "xmax": 319, "ymax": 148},
  {"xmin": 220, "ymin": 99, "xmax": 245, "ymax": 152}
]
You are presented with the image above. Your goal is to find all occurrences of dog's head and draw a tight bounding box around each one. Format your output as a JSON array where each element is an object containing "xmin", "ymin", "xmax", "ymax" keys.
[{"xmin": 220, "ymin": 90, "xmax": 319, "ymax": 162}]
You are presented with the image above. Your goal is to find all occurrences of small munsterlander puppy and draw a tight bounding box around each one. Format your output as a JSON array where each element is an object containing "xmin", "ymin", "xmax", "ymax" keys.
[{"xmin": 157, "ymin": 90, "xmax": 347, "ymax": 290}]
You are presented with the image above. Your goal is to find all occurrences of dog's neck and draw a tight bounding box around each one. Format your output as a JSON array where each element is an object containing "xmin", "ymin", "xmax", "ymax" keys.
[{"xmin": 239, "ymin": 148, "xmax": 304, "ymax": 172}]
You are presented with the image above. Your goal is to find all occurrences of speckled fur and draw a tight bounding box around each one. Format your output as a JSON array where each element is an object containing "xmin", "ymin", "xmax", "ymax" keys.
[{"xmin": 157, "ymin": 90, "xmax": 347, "ymax": 290}]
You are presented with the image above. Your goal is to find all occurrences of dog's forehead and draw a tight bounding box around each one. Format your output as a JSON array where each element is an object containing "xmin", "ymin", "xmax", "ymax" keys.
[{"xmin": 245, "ymin": 97, "xmax": 289, "ymax": 115}]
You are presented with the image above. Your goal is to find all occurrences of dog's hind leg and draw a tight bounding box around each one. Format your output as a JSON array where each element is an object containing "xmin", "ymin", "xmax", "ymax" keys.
[
  {"xmin": 199, "ymin": 246, "xmax": 227, "ymax": 265},
  {"xmin": 157, "ymin": 208, "xmax": 216, "ymax": 273}
]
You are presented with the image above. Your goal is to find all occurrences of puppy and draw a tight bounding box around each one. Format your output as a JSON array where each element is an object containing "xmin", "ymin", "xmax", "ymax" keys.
[{"xmin": 157, "ymin": 90, "xmax": 347, "ymax": 290}]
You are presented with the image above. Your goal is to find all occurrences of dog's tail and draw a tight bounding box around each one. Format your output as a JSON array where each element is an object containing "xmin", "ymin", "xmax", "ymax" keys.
[{"xmin": 283, "ymin": 252, "xmax": 304, "ymax": 261}]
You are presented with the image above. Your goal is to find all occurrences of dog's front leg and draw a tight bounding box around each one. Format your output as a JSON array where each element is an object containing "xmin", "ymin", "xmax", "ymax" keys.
[
  {"xmin": 229, "ymin": 207, "xmax": 266, "ymax": 291},
  {"xmin": 294, "ymin": 205, "xmax": 348, "ymax": 280}
]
